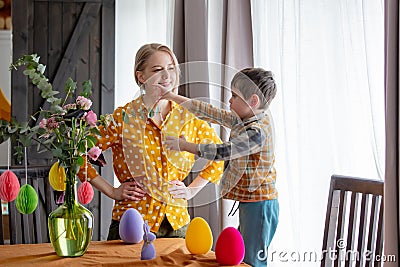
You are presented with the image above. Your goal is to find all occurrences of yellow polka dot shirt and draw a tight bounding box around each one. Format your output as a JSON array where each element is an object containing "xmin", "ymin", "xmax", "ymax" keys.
[{"xmin": 79, "ymin": 97, "xmax": 224, "ymax": 232}]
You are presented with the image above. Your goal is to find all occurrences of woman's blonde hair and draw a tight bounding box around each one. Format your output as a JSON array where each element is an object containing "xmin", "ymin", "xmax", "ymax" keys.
[{"xmin": 134, "ymin": 43, "xmax": 180, "ymax": 88}]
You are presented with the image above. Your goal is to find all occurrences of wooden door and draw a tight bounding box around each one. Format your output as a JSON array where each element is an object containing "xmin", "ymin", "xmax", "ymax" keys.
[{"xmin": 11, "ymin": 0, "xmax": 115, "ymax": 242}]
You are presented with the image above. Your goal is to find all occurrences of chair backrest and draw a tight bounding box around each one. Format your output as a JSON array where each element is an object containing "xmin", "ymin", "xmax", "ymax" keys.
[
  {"xmin": 0, "ymin": 165, "xmax": 55, "ymax": 244},
  {"xmin": 321, "ymin": 175, "xmax": 384, "ymax": 267}
]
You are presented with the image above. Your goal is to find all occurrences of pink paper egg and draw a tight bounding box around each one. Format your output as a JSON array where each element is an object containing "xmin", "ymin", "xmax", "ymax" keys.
[
  {"xmin": 0, "ymin": 170, "xmax": 20, "ymax": 202},
  {"xmin": 119, "ymin": 208, "xmax": 144, "ymax": 243},
  {"xmin": 215, "ymin": 227, "xmax": 245, "ymax": 265},
  {"xmin": 78, "ymin": 181, "xmax": 94, "ymax": 204}
]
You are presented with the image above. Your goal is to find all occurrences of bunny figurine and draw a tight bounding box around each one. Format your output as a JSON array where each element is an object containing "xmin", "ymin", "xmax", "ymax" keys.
[{"xmin": 141, "ymin": 222, "xmax": 156, "ymax": 260}]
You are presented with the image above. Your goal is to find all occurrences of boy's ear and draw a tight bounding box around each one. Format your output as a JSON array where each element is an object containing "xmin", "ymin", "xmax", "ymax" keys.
[{"xmin": 250, "ymin": 94, "xmax": 260, "ymax": 107}]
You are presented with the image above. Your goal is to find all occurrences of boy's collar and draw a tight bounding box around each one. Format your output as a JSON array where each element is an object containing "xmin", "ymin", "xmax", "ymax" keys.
[{"xmin": 242, "ymin": 112, "xmax": 266, "ymax": 125}]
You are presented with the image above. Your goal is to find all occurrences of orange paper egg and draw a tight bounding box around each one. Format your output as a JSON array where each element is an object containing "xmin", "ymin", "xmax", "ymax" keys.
[
  {"xmin": 0, "ymin": 170, "xmax": 20, "ymax": 202},
  {"xmin": 185, "ymin": 217, "xmax": 213, "ymax": 254}
]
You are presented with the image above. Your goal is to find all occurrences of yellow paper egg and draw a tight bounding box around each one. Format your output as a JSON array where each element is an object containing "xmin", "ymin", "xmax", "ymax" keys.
[
  {"xmin": 49, "ymin": 162, "xmax": 66, "ymax": 191},
  {"xmin": 185, "ymin": 217, "xmax": 213, "ymax": 254}
]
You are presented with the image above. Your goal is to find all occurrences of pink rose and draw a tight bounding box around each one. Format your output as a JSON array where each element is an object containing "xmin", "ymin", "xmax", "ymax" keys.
[
  {"xmin": 46, "ymin": 117, "xmax": 59, "ymax": 130},
  {"xmin": 63, "ymin": 103, "xmax": 77, "ymax": 110},
  {"xmin": 39, "ymin": 118, "xmax": 47, "ymax": 129},
  {"xmin": 76, "ymin": 96, "xmax": 92, "ymax": 110},
  {"xmin": 88, "ymin": 146, "xmax": 101, "ymax": 161},
  {"xmin": 83, "ymin": 110, "xmax": 97, "ymax": 127}
]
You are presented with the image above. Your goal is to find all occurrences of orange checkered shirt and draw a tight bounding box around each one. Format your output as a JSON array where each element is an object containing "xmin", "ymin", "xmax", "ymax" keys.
[{"xmin": 191, "ymin": 100, "xmax": 278, "ymax": 201}]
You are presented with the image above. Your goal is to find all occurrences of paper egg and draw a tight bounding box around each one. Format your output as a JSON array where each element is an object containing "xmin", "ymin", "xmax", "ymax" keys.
[
  {"xmin": 15, "ymin": 184, "xmax": 38, "ymax": 214},
  {"xmin": 0, "ymin": 170, "xmax": 20, "ymax": 202},
  {"xmin": 53, "ymin": 190, "xmax": 65, "ymax": 205},
  {"xmin": 185, "ymin": 217, "xmax": 213, "ymax": 254},
  {"xmin": 215, "ymin": 227, "xmax": 245, "ymax": 265},
  {"xmin": 119, "ymin": 208, "xmax": 144, "ymax": 243},
  {"xmin": 78, "ymin": 181, "xmax": 94, "ymax": 204},
  {"xmin": 48, "ymin": 162, "xmax": 66, "ymax": 191}
]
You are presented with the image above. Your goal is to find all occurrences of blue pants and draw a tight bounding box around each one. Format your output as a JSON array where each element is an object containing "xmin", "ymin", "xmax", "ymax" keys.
[{"xmin": 239, "ymin": 199, "xmax": 279, "ymax": 267}]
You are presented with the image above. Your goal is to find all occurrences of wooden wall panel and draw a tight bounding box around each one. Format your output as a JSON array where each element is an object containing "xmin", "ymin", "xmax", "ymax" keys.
[
  {"xmin": 11, "ymin": 0, "xmax": 115, "ymax": 242},
  {"xmin": 47, "ymin": 2, "xmax": 63, "ymax": 82}
]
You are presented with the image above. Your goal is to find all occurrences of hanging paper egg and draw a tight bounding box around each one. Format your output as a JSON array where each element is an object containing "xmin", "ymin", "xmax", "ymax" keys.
[
  {"xmin": 48, "ymin": 162, "xmax": 66, "ymax": 191},
  {"xmin": 185, "ymin": 217, "xmax": 213, "ymax": 254},
  {"xmin": 215, "ymin": 227, "xmax": 245, "ymax": 265},
  {"xmin": 0, "ymin": 170, "xmax": 20, "ymax": 202},
  {"xmin": 15, "ymin": 184, "xmax": 38, "ymax": 214},
  {"xmin": 53, "ymin": 190, "xmax": 65, "ymax": 205},
  {"xmin": 78, "ymin": 181, "xmax": 94, "ymax": 204},
  {"xmin": 119, "ymin": 208, "xmax": 144, "ymax": 243}
]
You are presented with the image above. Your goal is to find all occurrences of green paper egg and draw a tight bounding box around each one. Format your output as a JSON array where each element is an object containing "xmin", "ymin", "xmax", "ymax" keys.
[{"xmin": 16, "ymin": 184, "xmax": 38, "ymax": 214}]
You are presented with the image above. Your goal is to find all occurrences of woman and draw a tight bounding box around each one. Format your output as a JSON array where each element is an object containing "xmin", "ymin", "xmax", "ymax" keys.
[{"xmin": 79, "ymin": 43, "xmax": 224, "ymax": 239}]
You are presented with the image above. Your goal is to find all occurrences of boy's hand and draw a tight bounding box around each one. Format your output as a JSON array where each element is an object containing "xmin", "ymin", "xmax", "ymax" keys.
[{"xmin": 153, "ymin": 83, "xmax": 173, "ymax": 101}]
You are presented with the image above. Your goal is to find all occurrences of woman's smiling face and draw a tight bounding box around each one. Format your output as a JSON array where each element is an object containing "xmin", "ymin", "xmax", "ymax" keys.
[{"xmin": 136, "ymin": 51, "xmax": 177, "ymax": 93}]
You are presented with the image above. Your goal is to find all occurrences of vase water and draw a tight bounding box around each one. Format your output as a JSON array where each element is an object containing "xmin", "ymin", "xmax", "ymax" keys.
[{"xmin": 48, "ymin": 175, "xmax": 93, "ymax": 257}]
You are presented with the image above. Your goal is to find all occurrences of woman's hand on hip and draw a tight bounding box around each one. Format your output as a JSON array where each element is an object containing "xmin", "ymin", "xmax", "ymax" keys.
[{"xmin": 113, "ymin": 179, "xmax": 146, "ymax": 201}]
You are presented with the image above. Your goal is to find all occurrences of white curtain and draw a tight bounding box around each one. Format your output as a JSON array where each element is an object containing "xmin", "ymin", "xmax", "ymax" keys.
[
  {"xmin": 115, "ymin": 0, "xmax": 174, "ymax": 108},
  {"xmin": 207, "ymin": 0, "xmax": 255, "ymax": 231},
  {"xmin": 251, "ymin": 0, "xmax": 384, "ymax": 266}
]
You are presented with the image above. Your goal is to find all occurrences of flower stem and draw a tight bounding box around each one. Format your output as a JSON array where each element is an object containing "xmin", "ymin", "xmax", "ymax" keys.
[{"xmin": 63, "ymin": 167, "xmax": 80, "ymax": 241}]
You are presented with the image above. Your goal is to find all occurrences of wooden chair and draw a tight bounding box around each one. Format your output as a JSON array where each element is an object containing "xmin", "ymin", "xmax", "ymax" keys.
[
  {"xmin": 0, "ymin": 165, "xmax": 55, "ymax": 244},
  {"xmin": 321, "ymin": 175, "xmax": 384, "ymax": 267}
]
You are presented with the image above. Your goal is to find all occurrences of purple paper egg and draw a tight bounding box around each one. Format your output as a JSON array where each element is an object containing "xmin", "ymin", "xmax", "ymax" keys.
[{"xmin": 119, "ymin": 208, "xmax": 144, "ymax": 243}]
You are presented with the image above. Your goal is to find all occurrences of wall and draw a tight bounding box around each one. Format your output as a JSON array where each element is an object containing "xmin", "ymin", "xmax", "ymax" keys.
[{"xmin": 0, "ymin": 30, "xmax": 11, "ymax": 166}]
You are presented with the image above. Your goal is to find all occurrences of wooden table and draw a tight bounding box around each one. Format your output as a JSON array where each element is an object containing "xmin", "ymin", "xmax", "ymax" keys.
[{"xmin": 0, "ymin": 238, "xmax": 250, "ymax": 266}]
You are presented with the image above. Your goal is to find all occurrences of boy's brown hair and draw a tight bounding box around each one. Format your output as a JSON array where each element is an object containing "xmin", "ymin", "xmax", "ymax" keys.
[{"xmin": 231, "ymin": 68, "xmax": 277, "ymax": 110}]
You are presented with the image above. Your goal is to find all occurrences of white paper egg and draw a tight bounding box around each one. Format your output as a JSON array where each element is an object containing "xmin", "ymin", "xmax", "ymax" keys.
[{"xmin": 119, "ymin": 208, "xmax": 144, "ymax": 243}]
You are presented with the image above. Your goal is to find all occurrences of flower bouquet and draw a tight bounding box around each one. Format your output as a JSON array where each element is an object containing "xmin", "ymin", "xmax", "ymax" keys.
[{"xmin": 0, "ymin": 54, "xmax": 111, "ymax": 256}]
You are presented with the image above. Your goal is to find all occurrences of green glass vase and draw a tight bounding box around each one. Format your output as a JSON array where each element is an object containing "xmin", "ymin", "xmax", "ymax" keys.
[{"xmin": 48, "ymin": 177, "xmax": 93, "ymax": 257}]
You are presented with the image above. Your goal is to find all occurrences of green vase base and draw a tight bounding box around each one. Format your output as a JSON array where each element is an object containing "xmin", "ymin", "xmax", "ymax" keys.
[{"xmin": 48, "ymin": 204, "xmax": 93, "ymax": 257}]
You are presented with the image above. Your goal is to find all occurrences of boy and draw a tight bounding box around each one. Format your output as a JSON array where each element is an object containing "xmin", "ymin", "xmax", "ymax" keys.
[{"xmin": 161, "ymin": 67, "xmax": 278, "ymax": 267}]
